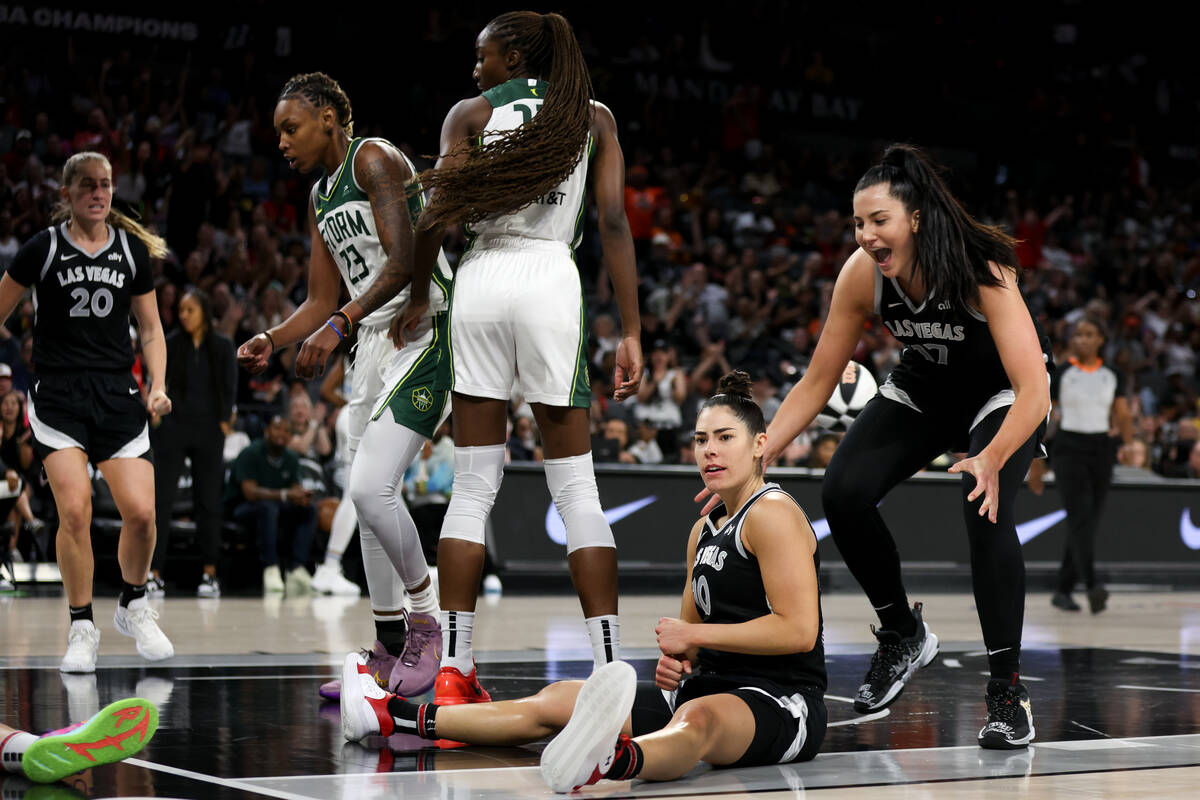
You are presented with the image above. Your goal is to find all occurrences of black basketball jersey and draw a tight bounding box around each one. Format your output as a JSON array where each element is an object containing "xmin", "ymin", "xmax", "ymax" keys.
[
  {"xmin": 693, "ymin": 483, "xmax": 827, "ymax": 694},
  {"xmin": 7, "ymin": 223, "xmax": 154, "ymax": 373},
  {"xmin": 875, "ymin": 269, "xmax": 1052, "ymax": 439}
]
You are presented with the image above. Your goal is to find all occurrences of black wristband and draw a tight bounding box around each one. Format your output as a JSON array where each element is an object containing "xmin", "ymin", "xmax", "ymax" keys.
[
  {"xmin": 263, "ymin": 330, "xmax": 277, "ymax": 353},
  {"xmin": 332, "ymin": 310, "xmax": 353, "ymax": 336}
]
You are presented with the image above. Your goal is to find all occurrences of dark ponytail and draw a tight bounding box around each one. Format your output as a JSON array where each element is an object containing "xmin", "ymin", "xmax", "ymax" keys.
[
  {"xmin": 416, "ymin": 11, "xmax": 594, "ymax": 229},
  {"xmin": 856, "ymin": 143, "xmax": 1016, "ymax": 312},
  {"xmin": 702, "ymin": 370, "xmax": 766, "ymax": 436}
]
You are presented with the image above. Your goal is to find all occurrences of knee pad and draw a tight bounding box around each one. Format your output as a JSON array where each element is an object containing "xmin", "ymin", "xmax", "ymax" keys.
[
  {"xmin": 545, "ymin": 452, "xmax": 614, "ymax": 554},
  {"xmin": 440, "ymin": 445, "xmax": 506, "ymax": 546}
]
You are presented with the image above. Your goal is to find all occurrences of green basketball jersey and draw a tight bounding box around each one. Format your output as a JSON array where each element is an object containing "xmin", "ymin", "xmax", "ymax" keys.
[{"xmin": 311, "ymin": 137, "xmax": 451, "ymax": 327}]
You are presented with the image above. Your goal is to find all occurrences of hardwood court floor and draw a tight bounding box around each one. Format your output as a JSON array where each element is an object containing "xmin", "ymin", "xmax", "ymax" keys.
[{"xmin": 2, "ymin": 589, "xmax": 1199, "ymax": 798}]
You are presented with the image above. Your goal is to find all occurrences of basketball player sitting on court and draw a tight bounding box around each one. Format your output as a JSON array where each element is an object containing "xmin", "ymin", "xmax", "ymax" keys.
[
  {"xmin": 341, "ymin": 371, "xmax": 828, "ymax": 793},
  {"xmin": 1, "ymin": 698, "xmax": 158, "ymax": 784}
]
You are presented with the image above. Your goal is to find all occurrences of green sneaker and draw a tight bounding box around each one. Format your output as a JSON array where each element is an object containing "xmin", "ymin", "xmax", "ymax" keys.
[{"xmin": 22, "ymin": 698, "xmax": 158, "ymax": 783}]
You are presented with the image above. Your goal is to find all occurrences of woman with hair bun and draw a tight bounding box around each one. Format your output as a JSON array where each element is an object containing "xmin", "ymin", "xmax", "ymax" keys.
[
  {"xmin": 0, "ymin": 150, "xmax": 175, "ymax": 671},
  {"xmin": 710, "ymin": 144, "xmax": 1053, "ymax": 749},
  {"xmin": 340, "ymin": 370, "xmax": 827, "ymax": 793}
]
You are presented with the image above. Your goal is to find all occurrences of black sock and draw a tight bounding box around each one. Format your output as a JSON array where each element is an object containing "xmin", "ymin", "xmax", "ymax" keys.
[
  {"xmin": 877, "ymin": 602, "xmax": 917, "ymax": 637},
  {"xmin": 386, "ymin": 696, "xmax": 438, "ymax": 739},
  {"xmin": 605, "ymin": 737, "xmax": 644, "ymax": 781},
  {"xmin": 376, "ymin": 618, "xmax": 408, "ymax": 657},
  {"xmin": 119, "ymin": 582, "xmax": 146, "ymax": 608},
  {"xmin": 68, "ymin": 604, "xmax": 93, "ymax": 623},
  {"xmin": 988, "ymin": 651, "xmax": 1021, "ymax": 682}
]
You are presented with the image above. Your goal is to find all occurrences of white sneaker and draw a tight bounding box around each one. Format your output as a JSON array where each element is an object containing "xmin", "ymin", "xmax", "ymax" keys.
[
  {"xmin": 114, "ymin": 597, "xmax": 175, "ymax": 661},
  {"xmin": 263, "ymin": 565, "xmax": 285, "ymax": 593},
  {"xmin": 145, "ymin": 575, "xmax": 166, "ymax": 597},
  {"xmin": 197, "ymin": 574, "xmax": 221, "ymax": 598},
  {"xmin": 0, "ymin": 576, "xmax": 13, "ymax": 592},
  {"xmin": 540, "ymin": 660, "xmax": 637, "ymax": 793},
  {"xmin": 311, "ymin": 563, "xmax": 361, "ymax": 596},
  {"xmin": 60, "ymin": 620, "xmax": 101, "ymax": 673},
  {"xmin": 340, "ymin": 652, "xmax": 393, "ymax": 742},
  {"xmin": 286, "ymin": 566, "xmax": 312, "ymax": 596}
]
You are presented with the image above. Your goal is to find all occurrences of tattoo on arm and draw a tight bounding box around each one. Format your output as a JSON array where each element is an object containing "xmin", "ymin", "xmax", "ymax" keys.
[{"xmin": 352, "ymin": 151, "xmax": 415, "ymax": 318}]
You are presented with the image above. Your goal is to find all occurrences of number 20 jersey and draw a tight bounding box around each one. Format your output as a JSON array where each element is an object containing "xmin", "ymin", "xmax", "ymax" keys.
[
  {"xmin": 311, "ymin": 137, "xmax": 450, "ymax": 329},
  {"xmin": 6, "ymin": 222, "xmax": 153, "ymax": 373}
]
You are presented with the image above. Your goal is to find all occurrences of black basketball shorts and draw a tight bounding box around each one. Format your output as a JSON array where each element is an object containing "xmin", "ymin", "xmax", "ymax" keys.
[
  {"xmin": 630, "ymin": 674, "xmax": 827, "ymax": 767},
  {"xmin": 27, "ymin": 372, "xmax": 152, "ymax": 463}
]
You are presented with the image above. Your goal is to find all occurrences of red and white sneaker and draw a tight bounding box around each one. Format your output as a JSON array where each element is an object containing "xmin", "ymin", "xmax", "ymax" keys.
[
  {"xmin": 433, "ymin": 664, "xmax": 491, "ymax": 705},
  {"xmin": 540, "ymin": 660, "xmax": 636, "ymax": 793},
  {"xmin": 340, "ymin": 652, "xmax": 397, "ymax": 742}
]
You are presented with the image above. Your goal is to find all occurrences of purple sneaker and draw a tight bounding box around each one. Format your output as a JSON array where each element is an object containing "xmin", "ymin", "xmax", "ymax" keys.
[
  {"xmin": 388, "ymin": 611, "xmax": 442, "ymax": 697},
  {"xmin": 319, "ymin": 641, "xmax": 399, "ymax": 701}
]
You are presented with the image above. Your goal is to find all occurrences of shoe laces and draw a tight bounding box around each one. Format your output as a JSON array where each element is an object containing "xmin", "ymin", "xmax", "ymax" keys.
[
  {"xmin": 985, "ymin": 686, "xmax": 1025, "ymax": 727},
  {"xmin": 400, "ymin": 626, "xmax": 437, "ymax": 667},
  {"xmin": 127, "ymin": 604, "xmax": 162, "ymax": 632},
  {"xmin": 864, "ymin": 634, "xmax": 916, "ymax": 684},
  {"xmin": 67, "ymin": 624, "xmax": 97, "ymax": 646}
]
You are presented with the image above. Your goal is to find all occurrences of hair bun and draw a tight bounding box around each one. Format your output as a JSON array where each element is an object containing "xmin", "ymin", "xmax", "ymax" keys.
[{"xmin": 715, "ymin": 370, "xmax": 753, "ymax": 400}]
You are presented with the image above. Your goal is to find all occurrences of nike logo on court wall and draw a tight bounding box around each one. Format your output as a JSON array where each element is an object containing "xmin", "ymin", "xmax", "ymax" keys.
[
  {"xmin": 1181, "ymin": 509, "xmax": 1200, "ymax": 550},
  {"xmin": 544, "ymin": 496, "xmax": 657, "ymax": 545}
]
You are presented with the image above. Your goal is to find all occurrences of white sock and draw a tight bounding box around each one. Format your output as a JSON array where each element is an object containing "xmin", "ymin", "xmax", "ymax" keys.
[
  {"xmin": 407, "ymin": 581, "xmax": 439, "ymax": 615},
  {"xmin": 1, "ymin": 730, "xmax": 37, "ymax": 774},
  {"xmin": 322, "ymin": 552, "xmax": 342, "ymax": 570},
  {"xmin": 440, "ymin": 610, "xmax": 475, "ymax": 674},
  {"xmin": 585, "ymin": 615, "xmax": 621, "ymax": 669}
]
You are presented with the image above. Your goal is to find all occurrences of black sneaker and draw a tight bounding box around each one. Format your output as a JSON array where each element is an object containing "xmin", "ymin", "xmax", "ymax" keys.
[
  {"xmin": 1051, "ymin": 592, "xmax": 1081, "ymax": 611},
  {"xmin": 978, "ymin": 676, "xmax": 1035, "ymax": 749},
  {"xmin": 853, "ymin": 602, "xmax": 940, "ymax": 713}
]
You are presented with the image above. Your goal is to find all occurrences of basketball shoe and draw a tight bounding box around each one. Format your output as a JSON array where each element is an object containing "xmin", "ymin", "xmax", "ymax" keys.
[
  {"xmin": 19, "ymin": 698, "xmax": 158, "ymax": 783},
  {"xmin": 389, "ymin": 611, "xmax": 442, "ymax": 697},
  {"xmin": 978, "ymin": 675, "xmax": 1035, "ymax": 749},
  {"xmin": 854, "ymin": 601, "xmax": 939, "ymax": 713},
  {"xmin": 540, "ymin": 660, "xmax": 637, "ymax": 793},
  {"xmin": 59, "ymin": 621, "xmax": 100, "ymax": 674},
  {"xmin": 433, "ymin": 664, "xmax": 490, "ymax": 705},
  {"xmin": 113, "ymin": 597, "xmax": 174, "ymax": 661},
  {"xmin": 320, "ymin": 641, "xmax": 398, "ymax": 701}
]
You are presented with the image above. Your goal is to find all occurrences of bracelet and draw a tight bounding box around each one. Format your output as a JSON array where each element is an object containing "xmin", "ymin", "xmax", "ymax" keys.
[
  {"xmin": 325, "ymin": 320, "xmax": 345, "ymax": 341},
  {"xmin": 263, "ymin": 330, "xmax": 276, "ymax": 352},
  {"xmin": 332, "ymin": 310, "xmax": 353, "ymax": 337}
]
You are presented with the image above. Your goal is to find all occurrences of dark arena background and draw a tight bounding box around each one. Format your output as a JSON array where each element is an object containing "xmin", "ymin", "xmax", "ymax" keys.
[{"xmin": 2, "ymin": 3, "xmax": 1199, "ymax": 799}]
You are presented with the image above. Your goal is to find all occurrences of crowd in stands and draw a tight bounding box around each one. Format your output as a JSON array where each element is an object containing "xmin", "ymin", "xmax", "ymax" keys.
[{"xmin": 1, "ymin": 11, "xmax": 1198, "ymax": 576}]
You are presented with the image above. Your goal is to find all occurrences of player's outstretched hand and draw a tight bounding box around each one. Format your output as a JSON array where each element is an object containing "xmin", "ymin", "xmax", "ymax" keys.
[
  {"xmin": 613, "ymin": 335, "xmax": 643, "ymax": 401},
  {"xmin": 949, "ymin": 451, "xmax": 1001, "ymax": 523},
  {"xmin": 295, "ymin": 324, "xmax": 340, "ymax": 380},
  {"xmin": 147, "ymin": 388, "xmax": 172, "ymax": 418},
  {"xmin": 237, "ymin": 333, "xmax": 273, "ymax": 374}
]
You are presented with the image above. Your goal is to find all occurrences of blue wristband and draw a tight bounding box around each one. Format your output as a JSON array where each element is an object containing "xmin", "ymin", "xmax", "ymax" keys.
[{"xmin": 325, "ymin": 319, "xmax": 345, "ymax": 341}]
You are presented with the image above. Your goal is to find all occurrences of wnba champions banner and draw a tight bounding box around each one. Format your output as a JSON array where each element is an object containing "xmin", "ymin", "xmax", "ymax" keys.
[{"xmin": 491, "ymin": 464, "xmax": 1200, "ymax": 577}]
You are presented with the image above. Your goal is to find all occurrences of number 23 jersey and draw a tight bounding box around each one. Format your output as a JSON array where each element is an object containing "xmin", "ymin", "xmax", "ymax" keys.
[
  {"xmin": 311, "ymin": 137, "xmax": 451, "ymax": 329},
  {"xmin": 7, "ymin": 222, "xmax": 154, "ymax": 373}
]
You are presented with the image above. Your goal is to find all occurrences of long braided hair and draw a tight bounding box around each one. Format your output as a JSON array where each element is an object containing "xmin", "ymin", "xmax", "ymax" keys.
[
  {"xmin": 278, "ymin": 72, "xmax": 354, "ymax": 137},
  {"xmin": 417, "ymin": 11, "xmax": 594, "ymax": 229}
]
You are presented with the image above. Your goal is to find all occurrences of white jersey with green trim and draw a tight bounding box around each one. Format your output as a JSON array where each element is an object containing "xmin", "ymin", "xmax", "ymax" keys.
[
  {"xmin": 311, "ymin": 137, "xmax": 451, "ymax": 329},
  {"xmin": 465, "ymin": 78, "xmax": 592, "ymax": 250}
]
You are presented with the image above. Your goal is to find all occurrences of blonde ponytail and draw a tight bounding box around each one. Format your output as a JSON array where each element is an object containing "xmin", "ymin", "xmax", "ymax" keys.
[{"xmin": 57, "ymin": 151, "xmax": 169, "ymax": 259}]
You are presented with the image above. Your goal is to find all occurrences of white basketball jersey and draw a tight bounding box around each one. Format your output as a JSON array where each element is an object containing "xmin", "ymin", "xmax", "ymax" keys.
[{"xmin": 465, "ymin": 79, "xmax": 592, "ymax": 250}]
